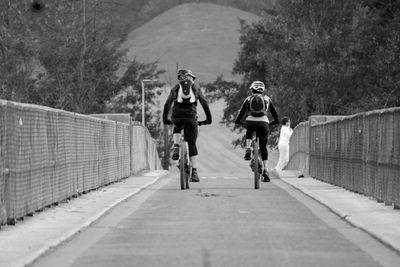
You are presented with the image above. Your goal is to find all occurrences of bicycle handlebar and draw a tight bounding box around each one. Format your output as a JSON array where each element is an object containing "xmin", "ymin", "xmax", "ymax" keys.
[{"xmin": 164, "ymin": 120, "xmax": 210, "ymax": 126}]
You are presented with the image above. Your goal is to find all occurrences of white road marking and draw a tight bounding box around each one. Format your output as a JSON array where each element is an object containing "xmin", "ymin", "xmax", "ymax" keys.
[{"xmin": 238, "ymin": 210, "xmax": 250, "ymax": 214}]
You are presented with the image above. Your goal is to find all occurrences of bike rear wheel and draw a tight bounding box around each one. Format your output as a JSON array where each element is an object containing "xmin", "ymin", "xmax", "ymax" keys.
[{"xmin": 254, "ymin": 138, "xmax": 260, "ymax": 189}]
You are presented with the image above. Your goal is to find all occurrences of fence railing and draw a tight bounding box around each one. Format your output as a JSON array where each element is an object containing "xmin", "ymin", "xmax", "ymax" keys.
[
  {"xmin": 0, "ymin": 100, "xmax": 162, "ymax": 225},
  {"xmin": 287, "ymin": 108, "xmax": 400, "ymax": 208}
]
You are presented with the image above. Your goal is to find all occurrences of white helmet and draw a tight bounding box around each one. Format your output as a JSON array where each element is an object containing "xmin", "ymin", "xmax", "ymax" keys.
[{"xmin": 249, "ymin": 81, "xmax": 265, "ymax": 93}]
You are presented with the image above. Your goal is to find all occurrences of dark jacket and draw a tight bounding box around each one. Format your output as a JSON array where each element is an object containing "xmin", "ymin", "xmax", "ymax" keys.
[
  {"xmin": 163, "ymin": 83, "xmax": 212, "ymax": 122},
  {"xmin": 234, "ymin": 94, "xmax": 279, "ymax": 125}
]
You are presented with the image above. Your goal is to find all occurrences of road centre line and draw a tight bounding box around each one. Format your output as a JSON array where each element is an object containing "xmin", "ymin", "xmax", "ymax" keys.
[{"xmin": 201, "ymin": 176, "xmax": 240, "ymax": 179}]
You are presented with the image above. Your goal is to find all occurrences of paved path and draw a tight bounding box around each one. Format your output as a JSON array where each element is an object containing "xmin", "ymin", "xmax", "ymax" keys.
[
  {"xmin": 1, "ymin": 168, "xmax": 400, "ymax": 267},
  {"xmin": 27, "ymin": 169, "xmax": 400, "ymax": 267},
  {"xmin": 0, "ymin": 170, "xmax": 168, "ymax": 267},
  {"xmin": 277, "ymin": 170, "xmax": 400, "ymax": 255}
]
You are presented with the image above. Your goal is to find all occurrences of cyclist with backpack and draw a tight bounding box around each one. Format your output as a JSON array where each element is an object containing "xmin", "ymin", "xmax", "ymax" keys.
[
  {"xmin": 163, "ymin": 69, "xmax": 212, "ymax": 182},
  {"xmin": 234, "ymin": 81, "xmax": 279, "ymax": 182}
]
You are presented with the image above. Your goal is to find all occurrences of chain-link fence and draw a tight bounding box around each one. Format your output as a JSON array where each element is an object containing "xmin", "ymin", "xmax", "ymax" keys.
[
  {"xmin": 287, "ymin": 108, "xmax": 400, "ymax": 208},
  {"xmin": 0, "ymin": 100, "xmax": 162, "ymax": 225}
]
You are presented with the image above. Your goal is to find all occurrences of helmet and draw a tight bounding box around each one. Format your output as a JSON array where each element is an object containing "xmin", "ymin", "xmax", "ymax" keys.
[
  {"xmin": 249, "ymin": 81, "xmax": 265, "ymax": 93},
  {"xmin": 177, "ymin": 69, "xmax": 196, "ymax": 81}
]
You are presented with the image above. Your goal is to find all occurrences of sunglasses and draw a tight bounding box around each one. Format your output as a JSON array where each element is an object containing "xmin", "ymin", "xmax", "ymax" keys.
[{"xmin": 178, "ymin": 75, "xmax": 193, "ymax": 81}]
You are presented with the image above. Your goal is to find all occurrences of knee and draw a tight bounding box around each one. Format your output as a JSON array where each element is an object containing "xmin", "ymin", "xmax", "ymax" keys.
[
  {"xmin": 188, "ymin": 142, "xmax": 198, "ymax": 156},
  {"xmin": 189, "ymin": 147, "xmax": 198, "ymax": 157}
]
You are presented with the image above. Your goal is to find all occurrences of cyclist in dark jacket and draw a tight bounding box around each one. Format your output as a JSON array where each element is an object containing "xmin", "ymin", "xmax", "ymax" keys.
[
  {"xmin": 163, "ymin": 69, "xmax": 212, "ymax": 182},
  {"xmin": 234, "ymin": 81, "xmax": 279, "ymax": 182}
]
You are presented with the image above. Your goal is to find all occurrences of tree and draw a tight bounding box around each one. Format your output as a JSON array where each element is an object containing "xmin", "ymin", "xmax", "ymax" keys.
[
  {"xmin": 0, "ymin": 0, "xmax": 36, "ymax": 102},
  {"xmin": 25, "ymin": 0, "xmax": 125, "ymax": 113},
  {"xmin": 355, "ymin": 0, "xmax": 400, "ymax": 109},
  {"xmin": 203, "ymin": 0, "xmax": 399, "ymax": 148},
  {"xmin": 107, "ymin": 59, "xmax": 166, "ymax": 136},
  {"xmin": 220, "ymin": 0, "xmax": 399, "ymax": 130}
]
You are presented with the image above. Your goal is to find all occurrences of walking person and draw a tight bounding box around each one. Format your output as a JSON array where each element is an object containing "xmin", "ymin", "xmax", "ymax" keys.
[{"xmin": 274, "ymin": 117, "xmax": 293, "ymax": 171}]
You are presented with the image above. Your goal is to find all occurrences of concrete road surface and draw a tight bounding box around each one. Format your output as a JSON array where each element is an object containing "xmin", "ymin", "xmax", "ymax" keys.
[
  {"xmin": 31, "ymin": 110, "xmax": 400, "ymax": 267},
  {"xmin": 32, "ymin": 170, "xmax": 400, "ymax": 267}
]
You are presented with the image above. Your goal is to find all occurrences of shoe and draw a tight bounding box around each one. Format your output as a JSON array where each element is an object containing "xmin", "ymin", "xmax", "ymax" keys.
[
  {"xmin": 171, "ymin": 145, "xmax": 179, "ymax": 160},
  {"xmin": 262, "ymin": 170, "xmax": 270, "ymax": 182},
  {"xmin": 176, "ymin": 161, "xmax": 190, "ymax": 175},
  {"xmin": 244, "ymin": 148, "xmax": 251, "ymax": 160},
  {"xmin": 190, "ymin": 168, "xmax": 200, "ymax": 182}
]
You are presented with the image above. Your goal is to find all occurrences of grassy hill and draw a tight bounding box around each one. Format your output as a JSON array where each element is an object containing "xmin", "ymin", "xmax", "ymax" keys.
[
  {"xmin": 99, "ymin": 0, "xmax": 274, "ymax": 42},
  {"xmin": 120, "ymin": 2, "xmax": 260, "ymax": 83}
]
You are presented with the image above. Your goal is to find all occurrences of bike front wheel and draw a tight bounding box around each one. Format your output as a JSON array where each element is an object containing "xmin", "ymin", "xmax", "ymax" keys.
[{"xmin": 179, "ymin": 143, "xmax": 188, "ymax": 190}]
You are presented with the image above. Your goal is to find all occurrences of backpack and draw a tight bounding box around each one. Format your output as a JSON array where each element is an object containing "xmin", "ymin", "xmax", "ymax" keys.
[{"xmin": 249, "ymin": 94, "xmax": 267, "ymax": 117}]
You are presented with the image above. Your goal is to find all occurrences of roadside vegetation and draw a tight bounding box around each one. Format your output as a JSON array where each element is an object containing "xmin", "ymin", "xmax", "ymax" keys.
[
  {"xmin": 204, "ymin": 0, "xmax": 400, "ymax": 130},
  {"xmin": 0, "ymin": 0, "xmax": 165, "ymax": 135},
  {"xmin": 0, "ymin": 0, "xmax": 169, "ymax": 165},
  {"xmin": 1, "ymin": 0, "xmax": 398, "ymax": 160}
]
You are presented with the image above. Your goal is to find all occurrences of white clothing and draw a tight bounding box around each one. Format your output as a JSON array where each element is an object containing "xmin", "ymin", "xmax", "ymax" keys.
[
  {"xmin": 275, "ymin": 125, "xmax": 293, "ymax": 171},
  {"xmin": 177, "ymin": 83, "xmax": 196, "ymax": 103},
  {"xmin": 278, "ymin": 125, "xmax": 293, "ymax": 146},
  {"xmin": 275, "ymin": 143, "xmax": 290, "ymax": 171}
]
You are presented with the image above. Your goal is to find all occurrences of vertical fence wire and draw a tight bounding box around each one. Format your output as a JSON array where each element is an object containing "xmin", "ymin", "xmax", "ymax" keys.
[
  {"xmin": 288, "ymin": 108, "xmax": 400, "ymax": 209},
  {"xmin": 0, "ymin": 100, "xmax": 162, "ymax": 224}
]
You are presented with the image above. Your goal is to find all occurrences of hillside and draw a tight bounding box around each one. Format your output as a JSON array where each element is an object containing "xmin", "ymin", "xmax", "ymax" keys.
[
  {"xmin": 119, "ymin": 3, "xmax": 260, "ymax": 83},
  {"xmin": 99, "ymin": 0, "xmax": 274, "ymax": 42}
]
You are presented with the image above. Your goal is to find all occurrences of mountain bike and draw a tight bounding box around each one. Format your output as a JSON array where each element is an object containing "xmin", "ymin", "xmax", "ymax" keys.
[{"xmin": 177, "ymin": 121, "xmax": 206, "ymax": 190}]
